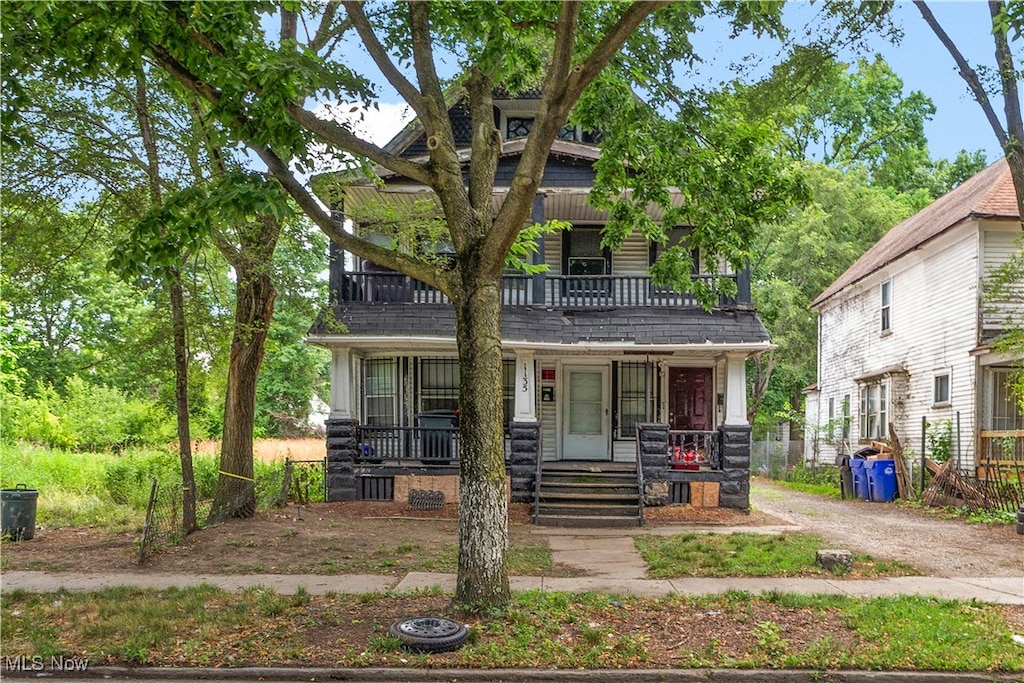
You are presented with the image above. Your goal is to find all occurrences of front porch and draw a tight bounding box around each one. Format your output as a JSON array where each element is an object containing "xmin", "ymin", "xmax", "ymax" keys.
[{"xmin": 323, "ymin": 419, "xmax": 753, "ymax": 516}]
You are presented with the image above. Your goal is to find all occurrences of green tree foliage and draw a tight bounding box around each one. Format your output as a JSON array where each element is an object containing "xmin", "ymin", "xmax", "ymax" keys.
[
  {"xmin": 915, "ymin": 0, "xmax": 1024, "ymax": 221},
  {"xmin": 750, "ymin": 164, "xmax": 921, "ymax": 424},
  {"xmin": 983, "ymin": 238, "xmax": 1024, "ymax": 413},
  {"xmin": 739, "ymin": 54, "xmax": 989, "ymax": 427},
  {"xmin": 4, "ymin": 0, "xmax": 886, "ymax": 606}
]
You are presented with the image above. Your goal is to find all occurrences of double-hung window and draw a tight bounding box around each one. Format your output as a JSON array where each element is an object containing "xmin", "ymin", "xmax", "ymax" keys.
[
  {"xmin": 933, "ymin": 372, "xmax": 951, "ymax": 406},
  {"xmin": 363, "ymin": 358, "xmax": 397, "ymax": 426},
  {"xmin": 880, "ymin": 280, "xmax": 892, "ymax": 333},
  {"xmin": 859, "ymin": 382, "xmax": 888, "ymax": 441}
]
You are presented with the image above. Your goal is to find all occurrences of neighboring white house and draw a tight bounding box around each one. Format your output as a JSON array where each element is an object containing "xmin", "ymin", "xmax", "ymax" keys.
[{"xmin": 804, "ymin": 160, "xmax": 1022, "ymax": 472}]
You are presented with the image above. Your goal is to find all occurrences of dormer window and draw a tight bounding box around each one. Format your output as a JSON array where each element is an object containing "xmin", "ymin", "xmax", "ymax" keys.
[
  {"xmin": 506, "ymin": 117, "xmax": 533, "ymax": 140},
  {"xmin": 505, "ymin": 116, "xmax": 583, "ymax": 142}
]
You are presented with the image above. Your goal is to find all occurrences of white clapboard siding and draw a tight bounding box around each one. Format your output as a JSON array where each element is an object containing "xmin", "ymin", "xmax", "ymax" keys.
[
  {"xmin": 811, "ymin": 224, "xmax": 982, "ymax": 468},
  {"xmin": 981, "ymin": 227, "xmax": 1024, "ymax": 334}
]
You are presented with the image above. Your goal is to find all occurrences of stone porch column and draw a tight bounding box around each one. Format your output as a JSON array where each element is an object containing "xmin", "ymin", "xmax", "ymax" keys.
[{"xmin": 720, "ymin": 352, "xmax": 752, "ymax": 510}]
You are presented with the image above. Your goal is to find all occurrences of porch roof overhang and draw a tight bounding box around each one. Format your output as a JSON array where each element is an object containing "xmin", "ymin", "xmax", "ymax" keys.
[
  {"xmin": 854, "ymin": 364, "xmax": 907, "ymax": 383},
  {"xmin": 970, "ymin": 343, "xmax": 1024, "ymax": 366},
  {"xmin": 307, "ymin": 304, "xmax": 772, "ymax": 357},
  {"xmin": 306, "ymin": 333, "xmax": 772, "ymax": 358}
]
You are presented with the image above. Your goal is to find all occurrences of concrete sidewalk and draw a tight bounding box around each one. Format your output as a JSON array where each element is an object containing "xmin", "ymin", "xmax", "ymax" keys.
[{"xmin": 3, "ymin": 569, "xmax": 1022, "ymax": 604}]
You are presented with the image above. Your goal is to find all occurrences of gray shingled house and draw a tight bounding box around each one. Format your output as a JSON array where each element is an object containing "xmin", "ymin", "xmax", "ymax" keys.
[{"xmin": 308, "ymin": 92, "xmax": 765, "ymax": 525}]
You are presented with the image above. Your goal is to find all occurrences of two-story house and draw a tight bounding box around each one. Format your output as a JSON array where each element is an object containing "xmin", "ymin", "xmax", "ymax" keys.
[
  {"xmin": 805, "ymin": 159, "xmax": 1023, "ymax": 475},
  {"xmin": 308, "ymin": 92, "xmax": 766, "ymax": 523}
]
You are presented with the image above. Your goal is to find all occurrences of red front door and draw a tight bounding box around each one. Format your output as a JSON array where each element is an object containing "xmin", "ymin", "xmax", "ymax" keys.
[{"xmin": 668, "ymin": 367, "xmax": 712, "ymax": 431}]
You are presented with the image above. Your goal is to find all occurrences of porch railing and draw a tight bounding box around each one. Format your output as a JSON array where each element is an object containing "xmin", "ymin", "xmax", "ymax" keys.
[
  {"xmin": 976, "ymin": 430, "xmax": 1024, "ymax": 482},
  {"xmin": 668, "ymin": 430, "xmax": 721, "ymax": 470},
  {"xmin": 356, "ymin": 425, "xmax": 460, "ymax": 465},
  {"xmin": 336, "ymin": 271, "xmax": 742, "ymax": 308}
]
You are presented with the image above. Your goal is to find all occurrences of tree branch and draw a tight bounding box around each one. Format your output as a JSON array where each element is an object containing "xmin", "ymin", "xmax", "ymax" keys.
[
  {"xmin": 147, "ymin": 41, "xmax": 432, "ymax": 184},
  {"xmin": 309, "ymin": 1, "xmax": 342, "ymax": 52},
  {"xmin": 486, "ymin": 1, "xmax": 664, "ymax": 271},
  {"xmin": 341, "ymin": 0, "xmax": 427, "ymax": 118},
  {"xmin": 251, "ymin": 140, "xmax": 451, "ymax": 292},
  {"xmin": 914, "ymin": 1, "xmax": 1009, "ymax": 146}
]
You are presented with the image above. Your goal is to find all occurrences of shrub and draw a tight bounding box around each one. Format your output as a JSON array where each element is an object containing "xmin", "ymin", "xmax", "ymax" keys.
[{"xmin": 0, "ymin": 386, "xmax": 76, "ymax": 449}]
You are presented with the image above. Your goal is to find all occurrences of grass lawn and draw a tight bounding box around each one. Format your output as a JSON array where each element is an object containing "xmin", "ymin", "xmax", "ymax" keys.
[
  {"xmin": 3, "ymin": 586, "xmax": 1021, "ymax": 671},
  {"xmin": 635, "ymin": 531, "xmax": 919, "ymax": 578}
]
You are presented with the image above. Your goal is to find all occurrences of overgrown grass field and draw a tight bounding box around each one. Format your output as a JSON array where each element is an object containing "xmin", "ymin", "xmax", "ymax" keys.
[{"xmin": 0, "ymin": 443, "xmax": 320, "ymax": 530}]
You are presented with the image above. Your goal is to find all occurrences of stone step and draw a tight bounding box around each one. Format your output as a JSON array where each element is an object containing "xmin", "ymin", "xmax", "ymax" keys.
[
  {"xmin": 541, "ymin": 461, "xmax": 635, "ymax": 473},
  {"xmin": 534, "ymin": 514, "xmax": 642, "ymax": 528},
  {"xmin": 537, "ymin": 503, "xmax": 639, "ymax": 517},
  {"xmin": 537, "ymin": 490, "xmax": 639, "ymax": 503},
  {"xmin": 539, "ymin": 480, "xmax": 637, "ymax": 491}
]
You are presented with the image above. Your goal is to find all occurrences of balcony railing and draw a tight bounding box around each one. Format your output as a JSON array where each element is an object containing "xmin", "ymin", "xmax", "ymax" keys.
[
  {"xmin": 356, "ymin": 425, "xmax": 460, "ymax": 466},
  {"xmin": 336, "ymin": 271, "xmax": 744, "ymax": 308},
  {"xmin": 668, "ymin": 430, "xmax": 722, "ymax": 470}
]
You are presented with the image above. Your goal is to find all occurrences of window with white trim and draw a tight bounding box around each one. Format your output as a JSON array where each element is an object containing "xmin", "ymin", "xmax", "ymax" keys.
[
  {"xmin": 933, "ymin": 372, "xmax": 951, "ymax": 406},
  {"xmin": 859, "ymin": 381, "xmax": 888, "ymax": 441},
  {"xmin": 880, "ymin": 280, "xmax": 892, "ymax": 333},
  {"xmin": 842, "ymin": 394, "xmax": 851, "ymax": 441}
]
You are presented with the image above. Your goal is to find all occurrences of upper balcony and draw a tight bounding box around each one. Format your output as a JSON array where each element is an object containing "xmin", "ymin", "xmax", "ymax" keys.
[{"xmin": 331, "ymin": 270, "xmax": 751, "ymax": 310}]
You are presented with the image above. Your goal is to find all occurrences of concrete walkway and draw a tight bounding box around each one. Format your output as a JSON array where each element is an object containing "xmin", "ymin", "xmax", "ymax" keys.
[
  {"xmin": 3, "ymin": 569, "xmax": 1021, "ymax": 604},
  {"xmin": 3, "ymin": 521, "xmax": 1021, "ymax": 604}
]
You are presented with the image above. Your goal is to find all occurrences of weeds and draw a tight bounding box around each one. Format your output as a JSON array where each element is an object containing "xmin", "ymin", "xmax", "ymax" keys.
[
  {"xmin": 635, "ymin": 532, "xmax": 917, "ymax": 578},
  {"xmin": 3, "ymin": 588, "xmax": 1022, "ymax": 671}
]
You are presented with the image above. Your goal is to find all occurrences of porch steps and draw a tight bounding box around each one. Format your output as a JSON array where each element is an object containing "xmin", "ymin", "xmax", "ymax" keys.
[{"xmin": 534, "ymin": 462, "xmax": 642, "ymax": 528}]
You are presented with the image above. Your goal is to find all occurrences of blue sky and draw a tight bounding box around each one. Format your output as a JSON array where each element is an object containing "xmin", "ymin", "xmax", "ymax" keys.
[
  {"xmin": 344, "ymin": 2, "xmax": 1017, "ymax": 165},
  {"xmin": 693, "ymin": 1, "xmax": 1016, "ymax": 164}
]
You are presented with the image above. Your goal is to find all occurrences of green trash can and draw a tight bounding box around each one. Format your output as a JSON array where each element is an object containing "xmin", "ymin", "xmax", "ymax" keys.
[{"xmin": 2, "ymin": 484, "xmax": 38, "ymax": 541}]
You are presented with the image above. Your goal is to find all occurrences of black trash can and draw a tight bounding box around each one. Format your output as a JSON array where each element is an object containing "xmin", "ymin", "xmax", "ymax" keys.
[
  {"xmin": 417, "ymin": 410, "xmax": 458, "ymax": 462},
  {"xmin": 1, "ymin": 484, "xmax": 38, "ymax": 541},
  {"xmin": 835, "ymin": 454, "xmax": 853, "ymax": 499}
]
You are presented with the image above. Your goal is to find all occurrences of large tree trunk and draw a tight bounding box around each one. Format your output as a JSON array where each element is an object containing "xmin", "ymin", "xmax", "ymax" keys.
[
  {"xmin": 168, "ymin": 268, "xmax": 197, "ymax": 533},
  {"xmin": 454, "ymin": 276, "xmax": 511, "ymax": 607},
  {"xmin": 207, "ymin": 262, "xmax": 277, "ymax": 523}
]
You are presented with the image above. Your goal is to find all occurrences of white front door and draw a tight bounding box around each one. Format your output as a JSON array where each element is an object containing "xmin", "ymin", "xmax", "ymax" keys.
[{"xmin": 561, "ymin": 365, "xmax": 610, "ymax": 460}]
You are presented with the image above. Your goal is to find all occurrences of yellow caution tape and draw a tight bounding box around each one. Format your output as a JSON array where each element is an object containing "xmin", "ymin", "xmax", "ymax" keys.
[{"xmin": 218, "ymin": 470, "xmax": 255, "ymax": 482}]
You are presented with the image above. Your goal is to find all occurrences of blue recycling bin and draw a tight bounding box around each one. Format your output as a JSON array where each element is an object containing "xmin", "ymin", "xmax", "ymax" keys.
[
  {"xmin": 850, "ymin": 459, "xmax": 870, "ymax": 500},
  {"xmin": 867, "ymin": 459, "xmax": 898, "ymax": 502}
]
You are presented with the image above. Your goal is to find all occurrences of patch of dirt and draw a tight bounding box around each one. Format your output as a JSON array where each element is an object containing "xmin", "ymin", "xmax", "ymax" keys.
[
  {"xmin": 750, "ymin": 478, "xmax": 1024, "ymax": 577},
  {"xmin": 0, "ymin": 503, "xmax": 544, "ymax": 576},
  {"xmin": 643, "ymin": 504, "xmax": 777, "ymax": 526}
]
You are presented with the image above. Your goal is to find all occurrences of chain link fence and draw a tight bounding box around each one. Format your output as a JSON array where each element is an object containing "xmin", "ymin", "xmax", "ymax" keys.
[{"xmin": 138, "ymin": 458, "xmax": 325, "ymax": 563}]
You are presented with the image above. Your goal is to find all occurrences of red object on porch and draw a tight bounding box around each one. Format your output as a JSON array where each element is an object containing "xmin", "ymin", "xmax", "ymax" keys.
[{"xmin": 671, "ymin": 445, "xmax": 700, "ymax": 470}]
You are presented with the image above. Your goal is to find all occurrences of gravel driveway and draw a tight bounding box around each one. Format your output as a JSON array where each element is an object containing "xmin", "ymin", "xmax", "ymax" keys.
[{"xmin": 750, "ymin": 479, "xmax": 1024, "ymax": 577}]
